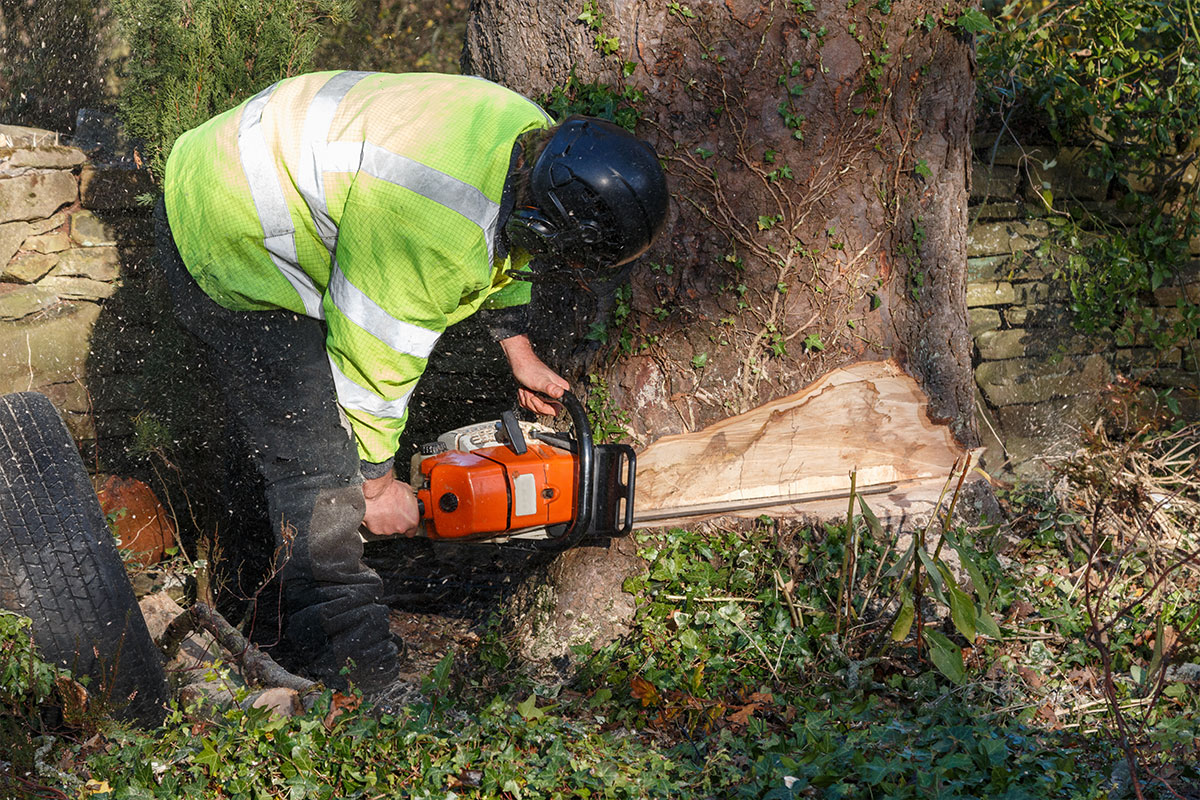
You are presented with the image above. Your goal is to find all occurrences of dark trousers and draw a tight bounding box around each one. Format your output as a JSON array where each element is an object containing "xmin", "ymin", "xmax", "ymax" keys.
[{"xmin": 154, "ymin": 200, "xmax": 397, "ymax": 690}]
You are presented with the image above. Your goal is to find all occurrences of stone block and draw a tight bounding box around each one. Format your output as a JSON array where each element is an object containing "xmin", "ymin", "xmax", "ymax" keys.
[
  {"xmin": 971, "ymin": 202, "xmax": 1024, "ymax": 221},
  {"xmin": 51, "ymin": 246, "xmax": 120, "ymax": 281},
  {"xmin": 3, "ymin": 252, "xmax": 59, "ymax": 283},
  {"xmin": 986, "ymin": 144, "xmax": 1052, "ymax": 168},
  {"xmin": 1153, "ymin": 284, "xmax": 1200, "ymax": 306},
  {"xmin": 1114, "ymin": 347, "xmax": 1182, "ymax": 370},
  {"xmin": 967, "ymin": 220, "xmax": 1049, "ymax": 257},
  {"xmin": 967, "ymin": 255, "xmax": 1012, "ymax": 282},
  {"xmin": 971, "ymin": 163, "xmax": 1019, "ymax": 201},
  {"xmin": 0, "ymin": 125, "xmax": 65, "ymax": 148},
  {"xmin": 0, "ymin": 145, "xmax": 87, "ymax": 171},
  {"xmin": 975, "ymin": 353, "xmax": 1110, "ymax": 406},
  {"xmin": 79, "ymin": 164, "xmax": 155, "ymax": 210},
  {"xmin": 976, "ymin": 329, "xmax": 1028, "ymax": 360},
  {"xmin": 968, "ymin": 307, "xmax": 1001, "ymax": 337},
  {"xmin": 40, "ymin": 275, "xmax": 119, "ymax": 301},
  {"xmin": 1142, "ymin": 367, "xmax": 1200, "ymax": 390},
  {"xmin": 0, "ymin": 171, "xmax": 78, "ymax": 223},
  {"xmin": 29, "ymin": 211, "xmax": 68, "ymax": 237},
  {"xmin": 22, "ymin": 231, "xmax": 70, "ymax": 254},
  {"xmin": 1014, "ymin": 282, "xmax": 1058, "ymax": 304},
  {"xmin": 1004, "ymin": 305, "xmax": 1065, "ymax": 328},
  {"xmin": 39, "ymin": 379, "xmax": 91, "ymax": 417},
  {"xmin": 0, "ymin": 220, "xmax": 33, "ymax": 266},
  {"xmin": 966, "ymin": 281, "xmax": 1015, "ymax": 307},
  {"xmin": 1027, "ymin": 147, "xmax": 1110, "ymax": 202},
  {"xmin": 0, "ymin": 282, "xmax": 59, "ymax": 320},
  {"xmin": 978, "ymin": 328, "xmax": 1104, "ymax": 361},
  {"xmin": 0, "ymin": 301, "xmax": 100, "ymax": 391},
  {"xmin": 69, "ymin": 209, "xmax": 117, "ymax": 246},
  {"xmin": 994, "ymin": 394, "xmax": 1105, "ymax": 441}
]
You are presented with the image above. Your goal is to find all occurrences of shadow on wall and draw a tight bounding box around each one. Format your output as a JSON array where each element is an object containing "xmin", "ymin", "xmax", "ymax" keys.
[{"xmin": 0, "ymin": 0, "xmax": 121, "ymax": 133}]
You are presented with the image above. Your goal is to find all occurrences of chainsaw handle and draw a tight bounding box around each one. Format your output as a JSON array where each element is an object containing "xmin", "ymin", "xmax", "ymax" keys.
[{"xmin": 554, "ymin": 390, "xmax": 594, "ymax": 546}]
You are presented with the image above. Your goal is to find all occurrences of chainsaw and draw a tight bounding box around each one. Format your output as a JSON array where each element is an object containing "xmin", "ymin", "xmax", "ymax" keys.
[
  {"xmin": 409, "ymin": 391, "xmax": 636, "ymax": 549},
  {"xmin": 406, "ymin": 390, "xmax": 899, "ymax": 549}
]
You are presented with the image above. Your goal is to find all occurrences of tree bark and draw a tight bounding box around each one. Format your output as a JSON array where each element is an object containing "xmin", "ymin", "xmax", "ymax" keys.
[
  {"xmin": 464, "ymin": 0, "xmax": 979, "ymax": 447},
  {"xmin": 458, "ymin": 0, "xmax": 980, "ymax": 678}
]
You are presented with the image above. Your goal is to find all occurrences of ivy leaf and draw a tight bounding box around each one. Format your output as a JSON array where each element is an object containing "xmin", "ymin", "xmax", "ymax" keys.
[
  {"xmin": 914, "ymin": 158, "xmax": 932, "ymax": 178},
  {"xmin": 516, "ymin": 694, "xmax": 547, "ymax": 722},
  {"xmin": 954, "ymin": 8, "xmax": 994, "ymax": 34},
  {"xmin": 692, "ymin": 352, "xmax": 710, "ymax": 369},
  {"xmin": 802, "ymin": 333, "xmax": 825, "ymax": 352}
]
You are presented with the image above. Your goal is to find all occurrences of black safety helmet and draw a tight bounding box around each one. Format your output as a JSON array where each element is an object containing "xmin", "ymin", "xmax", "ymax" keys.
[{"xmin": 505, "ymin": 116, "xmax": 669, "ymax": 269}]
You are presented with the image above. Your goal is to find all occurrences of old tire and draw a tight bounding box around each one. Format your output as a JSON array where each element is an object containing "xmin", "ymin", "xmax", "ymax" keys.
[{"xmin": 0, "ymin": 392, "xmax": 168, "ymax": 727}]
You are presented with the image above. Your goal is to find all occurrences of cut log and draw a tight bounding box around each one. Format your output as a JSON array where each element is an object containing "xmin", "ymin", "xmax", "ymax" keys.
[{"xmin": 634, "ymin": 361, "xmax": 979, "ymax": 527}]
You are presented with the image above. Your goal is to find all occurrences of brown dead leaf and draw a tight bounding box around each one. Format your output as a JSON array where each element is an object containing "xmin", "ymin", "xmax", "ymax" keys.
[
  {"xmin": 1067, "ymin": 666, "xmax": 1098, "ymax": 691},
  {"xmin": 323, "ymin": 691, "xmax": 362, "ymax": 730},
  {"xmin": 1133, "ymin": 625, "xmax": 1178, "ymax": 652},
  {"xmin": 55, "ymin": 675, "xmax": 89, "ymax": 726},
  {"xmin": 1016, "ymin": 666, "xmax": 1044, "ymax": 690},
  {"xmin": 1008, "ymin": 600, "xmax": 1036, "ymax": 623},
  {"xmin": 630, "ymin": 676, "xmax": 660, "ymax": 707},
  {"xmin": 1035, "ymin": 701, "xmax": 1060, "ymax": 727}
]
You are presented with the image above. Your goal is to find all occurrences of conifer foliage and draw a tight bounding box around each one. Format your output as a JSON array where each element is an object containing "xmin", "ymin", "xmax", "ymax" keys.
[{"xmin": 113, "ymin": 0, "xmax": 354, "ymax": 181}]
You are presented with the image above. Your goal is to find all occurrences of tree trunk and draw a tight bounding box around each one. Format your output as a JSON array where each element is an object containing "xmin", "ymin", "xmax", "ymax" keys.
[
  {"xmin": 464, "ymin": 0, "xmax": 978, "ymax": 447},
  {"xmin": 459, "ymin": 0, "xmax": 979, "ymax": 677}
]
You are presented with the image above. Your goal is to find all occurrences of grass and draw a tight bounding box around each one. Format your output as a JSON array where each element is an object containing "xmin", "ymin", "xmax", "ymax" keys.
[{"xmin": 3, "ymin": 424, "xmax": 1198, "ymax": 799}]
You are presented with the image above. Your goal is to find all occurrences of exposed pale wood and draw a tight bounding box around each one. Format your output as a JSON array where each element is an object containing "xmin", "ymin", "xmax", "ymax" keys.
[{"xmin": 634, "ymin": 361, "xmax": 976, "ymax": 527}]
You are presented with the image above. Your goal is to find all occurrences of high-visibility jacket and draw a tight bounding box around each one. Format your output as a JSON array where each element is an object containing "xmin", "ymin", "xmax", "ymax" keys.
[{"xmin": 164, "ymin": 71, "xmax": 552, "ymax": 464}]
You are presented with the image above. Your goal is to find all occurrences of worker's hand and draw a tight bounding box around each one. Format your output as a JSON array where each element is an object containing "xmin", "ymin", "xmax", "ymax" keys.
[
  {"xmin": 499, "ymin": 334, "xmax": 570, "ymax": 416},
  {"xmin": 361, "ymin": 473, "xmax": 421, "ymax": 537}
]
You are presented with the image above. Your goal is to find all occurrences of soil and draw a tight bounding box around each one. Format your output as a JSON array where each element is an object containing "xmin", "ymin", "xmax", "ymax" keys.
[{"xmin": 364, "ymin": 537, "xmax": 546, "ymax": 678}]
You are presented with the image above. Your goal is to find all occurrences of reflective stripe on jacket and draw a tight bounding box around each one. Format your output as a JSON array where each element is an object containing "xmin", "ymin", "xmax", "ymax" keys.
[{"xmin": 164, "ymin": 71, "xmax": 551, "ymax": 463}]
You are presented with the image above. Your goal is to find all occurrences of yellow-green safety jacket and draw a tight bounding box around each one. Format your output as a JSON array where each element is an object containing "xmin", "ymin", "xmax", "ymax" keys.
[{"xmin": 164, "ymin": 71, "xmax": 552, "ymax": 464}]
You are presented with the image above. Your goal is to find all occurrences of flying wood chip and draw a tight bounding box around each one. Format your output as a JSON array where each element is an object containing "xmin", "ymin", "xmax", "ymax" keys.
[{"xmin": 634, "ymin": 361, "xmax": 976, "ymax": 526}]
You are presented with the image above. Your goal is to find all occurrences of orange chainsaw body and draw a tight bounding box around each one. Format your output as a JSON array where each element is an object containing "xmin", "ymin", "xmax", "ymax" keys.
[
  {"xmin": 415, "ymin": 442, "xmax": 578, "ymax": 539},
  {"xmin": 410, "ymin": 392, "xmax": 635, "ymax": 547}
]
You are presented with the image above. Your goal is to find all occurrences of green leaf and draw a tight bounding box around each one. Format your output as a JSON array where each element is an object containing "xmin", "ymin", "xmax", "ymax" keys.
[
  {"xmin": 976, "ymin": 610, "xmax": 1002, "ymax": 640},
  {"xmin": 857, "ymin": 495, "xmax": 884, "ymax": 538},
  {"xmin": 517, "ymin": 694, "xmax": 546, "ymax": 722},
  {"xmin": 914, "ymin": 158, "xmax": 932, "ymax": 178},
  {"xmin": 948, "ymin": 543, "xmax": 993, "ymax": 612},
  {"xmin": 915, "ymin": 548, "xmax": 948, "ymax": 604},
  {"xmin": 194, "ymin": 738, "xmax": 222, "ymax": 772},
  {"xmin": 947, "ymin": 586, "xmax": 977, "ymax": 642},
  {"xmin": 924, "ymin": 630, "xmax": 965, "ymax": 684},
  {"xmin": 892, "ymin": 595, "xmax": 915, "ymax": 642},
  {"xmin": 953, "ymin": 8, "xmax": 994, "ymax": 34},
  {"xmin": 885, "ymin": 538, "xmax": 916, "ymax": 578},
  {"xmin": 691, "ymin": 352, "xmax": 709, "ymax": 369}
]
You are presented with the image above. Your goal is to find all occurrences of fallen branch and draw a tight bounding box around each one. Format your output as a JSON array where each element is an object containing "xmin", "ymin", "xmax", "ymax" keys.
[{"xmin": 158, "ymin": 603, "xmax": 317, "ymax": 693}]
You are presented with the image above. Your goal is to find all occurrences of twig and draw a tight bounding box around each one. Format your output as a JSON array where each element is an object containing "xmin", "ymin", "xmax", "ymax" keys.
[
  {"xmin": 662, "ymin": 594, "xmax": 765, "ymax": 604},
  {"xmin": 773, "ymin": 569, "xmax": 802, "ymax": 628},
  {"xmin": 158, "ymin": 602, "xmax": 317, "ymax": 693}
]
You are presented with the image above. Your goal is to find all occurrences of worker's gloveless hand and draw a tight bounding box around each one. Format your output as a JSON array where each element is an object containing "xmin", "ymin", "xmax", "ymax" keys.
[
  {"xmin": 361, "ymin": 472, "xmax": 421, "ymax": 537},
  {"xmin": 499, "ymin": 333, "xmax": 570, "ymax": 416}
]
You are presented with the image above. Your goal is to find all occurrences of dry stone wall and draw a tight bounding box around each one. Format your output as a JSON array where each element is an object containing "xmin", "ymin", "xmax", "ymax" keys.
[
  {"xmin": 0, "ymin": 122, "xmax": 156, "ymax": 443},
  {"xmin": 968, "ymin": 142, "xmax": 1200, "ymax": 478}
]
